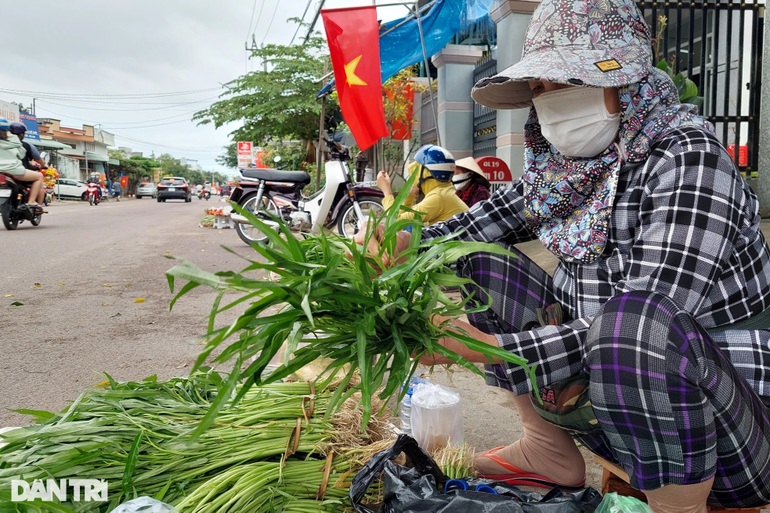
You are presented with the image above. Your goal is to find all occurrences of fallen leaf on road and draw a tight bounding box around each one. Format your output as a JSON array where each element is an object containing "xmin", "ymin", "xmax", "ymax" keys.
[
  {"xmin": 101, "ymin": 303, "xmax": 110, "ymax": 306},
  {"xmin": 32, "ymin": 283, "xmax": 42, "ymax": 289},
  {"xmin": 110, "ymin": 312, "xmax": 121, "ymax": 318},
  {"xmin": 10, "ymin": 301, "xmax": 24, "ymax": 306},
  {"xmin": 4, "ymin": 294, "xmax": 13, "ymax": 298},
  {"xmin": 101, "ymin": 283, "xmax": 112, "ymax": 288},
  {"xmin": 134, "ymin": 298, "xmax": 145, "ymax": 303},
  {"xmin": 58, "ymin": 282, "xmax": 66, "ymax": 286}
]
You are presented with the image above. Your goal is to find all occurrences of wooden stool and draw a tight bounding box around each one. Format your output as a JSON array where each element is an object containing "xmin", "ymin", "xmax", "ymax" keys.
[{"xmin": 593, "ymin": 455, "xmax": 766, "ymax": 513}]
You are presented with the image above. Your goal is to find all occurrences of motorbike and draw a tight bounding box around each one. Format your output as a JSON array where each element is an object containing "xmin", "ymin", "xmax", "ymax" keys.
[
  {"xmin": 85, "ymin": 181, "xmax": 101, "ymax": 206},
  {"xmin": 43, "ymin": 185, "xmax": 53, "ymax": 206},
  {"xmin": 0, "ymin": 173, "xmax": 43, "ymax": 230},
  {"xmin": 229, "ymin": 138, "xmax": 385, "ymax": 245},
  {"xmin": 198, "ymin": 188, "xmax": 211, "ymax": 201}
]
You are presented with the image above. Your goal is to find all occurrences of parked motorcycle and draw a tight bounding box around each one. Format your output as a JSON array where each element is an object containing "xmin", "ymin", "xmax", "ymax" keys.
[
  {"xmin": 0, "ymin": 174, "xmax": 43, "ymax": 230},
  {"xmin": 198, "ymin": 188, "xmax": 211, "ymax": 201},
  {"xmin": 85, "ymin": 181, "xmax": 100, "ymax": 206},
  {"xmin": 43, "ymin": 185, "xmax": 53, "ymax": 206},
  {"xmin": 229, "ymin": 138, "xmax": 384, "ymax": 245}
]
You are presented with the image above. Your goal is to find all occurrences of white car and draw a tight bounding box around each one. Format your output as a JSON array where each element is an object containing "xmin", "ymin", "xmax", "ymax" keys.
[
  {"xmin": 136, "ymin": 182, "xmax": 157, "ymax": 199},
  {"xmin": 54, "ymin": 179, "xmax": 88, "ymax": 200}
]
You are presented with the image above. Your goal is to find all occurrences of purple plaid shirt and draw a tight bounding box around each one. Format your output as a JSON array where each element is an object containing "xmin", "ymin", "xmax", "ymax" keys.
[{"xmin": 423, "ymin": 127, "xmax": 770, "ymax": 396}]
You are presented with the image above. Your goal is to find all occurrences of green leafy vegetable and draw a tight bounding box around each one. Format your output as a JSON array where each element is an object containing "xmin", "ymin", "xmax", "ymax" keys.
[{"xmin": 167, "ymin": 172, "xmax": 535, "ymax": 431}]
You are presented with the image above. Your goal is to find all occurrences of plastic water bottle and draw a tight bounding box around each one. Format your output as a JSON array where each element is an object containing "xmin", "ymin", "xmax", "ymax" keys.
[{"xmin": 400, "ymin": 377, "xmax": 427, "ymax": 435}]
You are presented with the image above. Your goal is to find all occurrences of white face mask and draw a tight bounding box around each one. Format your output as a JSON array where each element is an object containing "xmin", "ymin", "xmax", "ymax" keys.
[
  {"xmin": 532, "ymin": 86, "xmax": 620, "ymax": 158},
  {"xmin": 452, "ymin": 172, "xmax": 471, "ymax": 191}
]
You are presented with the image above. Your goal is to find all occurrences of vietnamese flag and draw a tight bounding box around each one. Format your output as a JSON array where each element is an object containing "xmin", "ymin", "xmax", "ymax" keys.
[{"xmin": 321, "ymin": 6, "xmax": 388, "ymax": 151}]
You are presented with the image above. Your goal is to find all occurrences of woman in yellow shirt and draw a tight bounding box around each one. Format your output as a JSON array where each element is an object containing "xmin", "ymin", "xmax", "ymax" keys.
[{"xmin": 376, "ymin": 144, "xmax": 468, "ymax": 226}]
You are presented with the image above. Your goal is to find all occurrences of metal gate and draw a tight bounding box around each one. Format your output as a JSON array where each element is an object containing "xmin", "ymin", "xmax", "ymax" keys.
[
  {"xmin": 638, "ymin": 0, "xmax": 764, "ymax": 175},
  {"xmin": 472, "ymin": 52, "xmax": 497, "ymax": 157}
]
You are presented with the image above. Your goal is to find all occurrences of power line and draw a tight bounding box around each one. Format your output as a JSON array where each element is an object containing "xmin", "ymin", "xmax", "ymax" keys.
[
  {"xmin": 36, "ymin": 96, "xmax": 220, "ymax": 113},
  {"xmin": 102, "ymin": 119, "xmax": 194, "ymax": 130},
  {"xmin": 27, "ymin": 96, "xmax": 219, "ymax": 106},
  {"xmin": 110, "ymin": 132, "xmax": 226, "ymax": 153},
  {"xmin": 290, "ymin": 0, "xmax": 316, "ymax": 45},
  {"xmin": 260, "ymin": 0, "xmax": 282, "ymax": 45},
  {"xmin": 244, "ymin": 0, "xmax": 259, "ymax": 41},
  {"xmin": 248, "ymin": 0, "xmax": 267, "ymax": 44},
  {"xmin": 0, "ymin": 87, "xmax": 222, "ymax": 99},
  {"xmin": 304, "ymin": 0, "xmax": 328, "ymax": 45}
]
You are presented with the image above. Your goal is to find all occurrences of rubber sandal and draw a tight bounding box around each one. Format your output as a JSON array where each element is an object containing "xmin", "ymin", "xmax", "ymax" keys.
[
  {"xmin": 28, "ymin": 204, "xmax": 46, "ymax": 214},
  {"xmin": 476, "ymin": 446, "xmax": 586, "ymax": 489}
]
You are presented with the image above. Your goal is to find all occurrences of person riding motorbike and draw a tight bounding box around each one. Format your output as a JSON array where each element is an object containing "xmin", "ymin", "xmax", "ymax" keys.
[
  {"xmin": 9, "ymin": 122, "xmax": 46, "ymax": 207},
  {"xmin": 87, "ymin": 174, "xmax": 103, "ymax": 201},
  {"xmin": 0, "ymin": 118, "xmax": 44, "ymax": 212},
  {"xmin": 376, "ymin": 144, "xmax": 469, "ymax": 226},
  {"xmin": 9, "ymin": 123, "xmax": 46, "ymax": 171}
]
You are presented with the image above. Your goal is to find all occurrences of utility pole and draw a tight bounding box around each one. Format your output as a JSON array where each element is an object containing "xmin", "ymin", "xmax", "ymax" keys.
[{"xmin": 245, "ymin": 36, "xmax": 269, "ymax": 72}]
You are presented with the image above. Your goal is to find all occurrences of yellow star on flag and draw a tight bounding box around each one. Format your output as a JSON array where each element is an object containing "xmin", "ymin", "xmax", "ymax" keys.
[{"xmin": 344, "ymin": 55, "xmax": 368, "ymax": 87}]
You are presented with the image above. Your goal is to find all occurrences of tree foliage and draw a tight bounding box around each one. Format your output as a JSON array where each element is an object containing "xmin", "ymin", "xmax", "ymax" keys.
[
  {"xmin": 379, "ymin": 70, "xmax": 426, "ymax": 179},
  {"xmin": 216, "ymin": 143, "xmax": 238, "ymax": 169},
  {"xmin": 109, "ymin": 149, "xmax": 159, "ymax": 193},
  {"xmin": 193, "ymin": 22, "xmax": 340, "ymax": 160},
  {"xmin": 108, "ymin": 149, "xmax": 229, "ymax": 194}
]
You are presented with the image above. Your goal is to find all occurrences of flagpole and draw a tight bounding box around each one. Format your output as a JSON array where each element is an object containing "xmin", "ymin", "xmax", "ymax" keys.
[
  {"xmin": 317, "ymin": 61, "xmax": 328, "ymax": 193},
  {"xmin": 412, "ymin": 1, "xmax": 441, "ymax": 147}
]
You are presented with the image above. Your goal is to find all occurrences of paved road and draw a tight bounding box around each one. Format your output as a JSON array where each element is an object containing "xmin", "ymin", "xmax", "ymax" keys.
[
  {"xmin": 0, "ymin": 195, "xmax": 254, "ymax": 428},
  {"xmin": 0, "ymin": 194, "xmax": 607, "ymax": 491}
]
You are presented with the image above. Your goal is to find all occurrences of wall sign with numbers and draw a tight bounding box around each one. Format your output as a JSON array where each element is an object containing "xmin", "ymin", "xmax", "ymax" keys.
[{"xmin": 476, "ymin": 156, "xmax": 512, "ymax": 184}]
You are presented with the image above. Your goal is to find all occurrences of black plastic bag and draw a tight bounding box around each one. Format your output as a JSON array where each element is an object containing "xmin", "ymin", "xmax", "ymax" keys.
[{"xmin": 350, "ymin": 434, "xmax": 602, "ymax": 513}]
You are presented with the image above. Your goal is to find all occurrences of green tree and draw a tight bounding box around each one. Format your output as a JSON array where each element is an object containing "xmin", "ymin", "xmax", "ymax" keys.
[
  {"xmin": 109, "ymin": 150, "xmax": 160, "ymax": 194},
  {"xmin": 216, "ymin": 143, "xmax": 238, "ymax": 169},
  {"xmin": 193, "ymin": 21, "xmax": 340, "ymax": 166}
]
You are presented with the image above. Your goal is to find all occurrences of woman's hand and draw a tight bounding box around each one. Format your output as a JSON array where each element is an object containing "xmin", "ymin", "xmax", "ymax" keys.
[
  {"xmin": 376, "ymin": 170, "xmax": 393, "ymax": 196},
  {"xmin": 419, "ymin": 316, "xmax": 501, "ymax": 365},
  {"xmin": 353, "ymin": 221, "xmax": 411, "ymax": 268}
]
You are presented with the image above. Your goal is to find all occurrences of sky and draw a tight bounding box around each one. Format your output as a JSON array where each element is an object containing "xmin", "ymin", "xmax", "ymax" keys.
[{"xmin": 1, "ymin": 0, "xmax": 405, "ymax": 175}]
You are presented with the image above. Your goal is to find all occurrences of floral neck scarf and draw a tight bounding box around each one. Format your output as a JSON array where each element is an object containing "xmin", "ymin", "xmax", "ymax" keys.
[{"xmin": 522, "ymin": 68, "xmax": 714, "ymax": 264}]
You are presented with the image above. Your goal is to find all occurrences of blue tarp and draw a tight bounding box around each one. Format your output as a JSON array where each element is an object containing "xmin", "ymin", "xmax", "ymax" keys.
[{"xmin": 318, "ymin": 0, "xmax": 494, "ymax": 98}]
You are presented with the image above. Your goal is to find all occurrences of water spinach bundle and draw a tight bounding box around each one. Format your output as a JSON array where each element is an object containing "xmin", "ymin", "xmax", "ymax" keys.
[
  {"xmin": 166, "ymin": 184, "xmax": 535, "ymax": 431},
  {"xmin": 0, "ymin": 371, "xmax": 389, "ymax": 512}
]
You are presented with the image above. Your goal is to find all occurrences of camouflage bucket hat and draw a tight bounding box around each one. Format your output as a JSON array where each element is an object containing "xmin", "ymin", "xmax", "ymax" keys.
[{"xmin": 471, "ymin": 0, "xmax": 653, "ymax": 110}]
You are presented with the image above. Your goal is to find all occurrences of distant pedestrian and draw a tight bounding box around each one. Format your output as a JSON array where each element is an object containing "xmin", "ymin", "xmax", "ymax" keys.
[{"xmin": 111, "ymin": 180, "xmax": 121, "ymax": 201}]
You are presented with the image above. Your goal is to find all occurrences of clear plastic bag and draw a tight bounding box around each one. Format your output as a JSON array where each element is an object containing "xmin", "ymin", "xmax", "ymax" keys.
[
  {"xmin": 595, "ymin": 492, "xmax": 653, "ymax": 512},
  {"xmin": 410, "ymin": 382, "xmax": 463, "ymax": 452},
  {"xmin": 108, "ymin": 497, "xmax": 179, "ymax": 513}
]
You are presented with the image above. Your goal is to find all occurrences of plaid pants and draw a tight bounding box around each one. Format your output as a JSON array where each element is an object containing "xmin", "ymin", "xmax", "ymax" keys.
[{"xmin": 458, "ymin": 247, "xmax": 770, "ymax": 508}]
